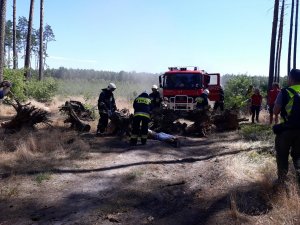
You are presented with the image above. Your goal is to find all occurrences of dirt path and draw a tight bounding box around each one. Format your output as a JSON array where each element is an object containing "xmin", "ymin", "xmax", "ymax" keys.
[{"xmin": 0, "ymin": 129, "xmax": 278, "ymax": 225}]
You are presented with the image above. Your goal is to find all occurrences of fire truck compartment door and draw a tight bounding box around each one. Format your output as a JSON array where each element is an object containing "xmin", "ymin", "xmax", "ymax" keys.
[{"xmin": 207, "ymin": 73, "xmax": 221, "ymax": 101}]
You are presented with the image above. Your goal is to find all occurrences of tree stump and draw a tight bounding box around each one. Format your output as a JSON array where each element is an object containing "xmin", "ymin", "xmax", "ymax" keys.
[
  {"xmin": 1, "ymin": 99, "xmax": 51, "ymax": 132},
  {"xmin": 109, "ymin": 109, "xmax": 133, "ymax": 136},
  {"xmin": 212, "ymin": 109, "xmax": 243, "ymax": 131},
  {"xmin": 59, "ymin": 101, "xmax": 92, "ymax": 132}
]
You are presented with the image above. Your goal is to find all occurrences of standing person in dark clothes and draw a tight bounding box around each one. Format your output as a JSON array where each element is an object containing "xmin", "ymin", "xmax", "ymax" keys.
[
  {"xmin": 96, "ymin": 83, "xmax": 117, "ymax": 136},
  {"xmin": 273, "ymin": 69, "xmax": 300, "ymax": 186},
  {"xmin": 196, "ymin": 89, "xmax": 209, "ymax": 110},
  {"xmin": 130, "ymin": 92, "xmax": 151, "ymax": 146},
  {"xmin": 149, "ymin": 84, "xmax": 162, "ymax": 110},
  {"xmin": 267, "ymin": 82, "xmax": 281, "ymax": 124},
  {"xmin": 213, "ymin": 86, "xmax": 224, "ymax": 111},
  {"xmin": 250, "ymin": 88, "xmax": 262, "ymax": 123}
]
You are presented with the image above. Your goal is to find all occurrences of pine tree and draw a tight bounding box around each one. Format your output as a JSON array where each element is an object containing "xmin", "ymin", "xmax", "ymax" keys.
[
  {"xmin": 269, "ymin": 0, "xmax": 280, "ymax": 90},
  {"xmin": 24, "ymin": 0, "xmax": 35, "ymax": 79},
  {"xmin": 0, "ymin": 0, "xmax": 7, "ymax": 81},
  {"xmin": 13, "ymin": 0, "xmax": 17, "ymax": 69},
  {"xmin": 39, "ymin": 0, "xmax": 44, "ymax": 80}
]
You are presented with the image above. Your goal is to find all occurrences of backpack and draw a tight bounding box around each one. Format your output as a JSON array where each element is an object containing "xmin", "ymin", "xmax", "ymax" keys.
[{"xmin": 281, "ymin": 87, "xmax": 300, "ymax": 127}]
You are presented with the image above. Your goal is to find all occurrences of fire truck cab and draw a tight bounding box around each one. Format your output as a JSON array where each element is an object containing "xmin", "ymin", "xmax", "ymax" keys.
[{"xmin": 159, "ymin": 66, "xmax": 221, "ymax": 111}]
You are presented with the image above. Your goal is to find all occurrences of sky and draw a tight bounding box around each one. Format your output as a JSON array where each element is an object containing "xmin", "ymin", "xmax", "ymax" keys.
[{"xmin": 5, "ymin": 0, "xmax": 294, "ymax": 76}]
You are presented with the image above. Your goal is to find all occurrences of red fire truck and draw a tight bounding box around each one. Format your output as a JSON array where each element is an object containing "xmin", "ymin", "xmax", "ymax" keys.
[{"xmin": 159, "ymin": 66, "xmax": 221, "ymax": 111}]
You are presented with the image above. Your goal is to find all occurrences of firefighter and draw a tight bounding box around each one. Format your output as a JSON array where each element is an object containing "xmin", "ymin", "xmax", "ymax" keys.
[
  {"xmin": 213, "ymin": 86, "xmax": 224, "ymax": 111},
  {"xmin": 96, "ymin": 83, "xmax": 117, "ymax": 136},
  {"xmin": 130, "ymin": 92, "xmax": 151, "ymax": 146},
  {"xmin": 196, "ymin": 89, "xmax": 209, "ymax": 110},
  {"xmin": 149, "ymin": 84, "xmax": 162, "ymax": 110},
  {"xmin": 273, "ymin": 69, "xmax": 300, "ymax": 185},
  {"xmin": 0, "ymin": 80, "xmax": 12, "ymax": 99}
]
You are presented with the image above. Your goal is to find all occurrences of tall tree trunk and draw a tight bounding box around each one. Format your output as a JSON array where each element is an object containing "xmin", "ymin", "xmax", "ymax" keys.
[
  {"xmin": 0, "ymin": 0, "xmax": 7, "ymax": 82},
  {"xmin": 24, "ymin": 0, "xmax": 35, "ymax": 79},
  {"xmin": 294, "ymin": 0, "xmax": 299, "ymax": 68},
  {"xmin": 288, "ymin": 0, "xmax": 295, "ymax": 75},
  {"xmin": 275, "ymin": 0, "xmax": 285, "ymax": 82},
  {"xmin": 13, "ymin": 0, "xmax": 17, "ymax": 69},
  {"xmin": 269, "ymin": 0, "xmax": 280, "ymax": 90},
  {"xmin": 276, "ymin": 27, "xmax": 284, "ymax": 82},
  {"xmin": 38, "ymin": 0, "xmax": 44, "ymax": 80},
  {"xmin": 7, "ymin": 45, "xmax": 11, "ymax": 68}
]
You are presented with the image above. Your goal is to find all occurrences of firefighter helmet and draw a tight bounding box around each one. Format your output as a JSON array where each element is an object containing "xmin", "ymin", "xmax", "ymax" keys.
[
  {"xmin": 204, "ymin": 89, "xmax": 210, "ymax": 95},
  {"xmin": 152, "ymin": 84, "xmax": 158, "ymax": 90},
  {"xmin": 107, "ymin": 83, "xmax": 116, "ymax": 91}
]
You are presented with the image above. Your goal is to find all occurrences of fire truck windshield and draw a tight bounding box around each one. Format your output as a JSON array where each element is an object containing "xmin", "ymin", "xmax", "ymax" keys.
[{"xmin": 163, "ymin": 73, "xmax": 202, "ymax": 89}]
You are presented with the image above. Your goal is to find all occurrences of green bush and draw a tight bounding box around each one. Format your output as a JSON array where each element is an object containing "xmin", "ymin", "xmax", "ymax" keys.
[
  {"xmin": 26, "ymin": 77, "xmax": 58, "ymax": 102},
  {"xmin": 3, "ymin": 68, "xmax": 27, "ymax": 101},
  {"xmin": 224, "ymin": 75, "xmax": 252, "ymax": 109}
]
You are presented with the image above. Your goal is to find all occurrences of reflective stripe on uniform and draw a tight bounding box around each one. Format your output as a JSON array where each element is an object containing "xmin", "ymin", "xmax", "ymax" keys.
[
  {"xmin": 131, "ymin": 135, "xmax": 138, "ymax": 139},
  {"xmin": 141, "ymin": 135, "xmax": 148, "ymax": 139},
  {"xmin": 195, "ymin": 97, "xmax": 204, "ymax": 103},
  {"xmin": 285, "ymin": 85, "xmax": 300, "ymax": 116},
  {"xmin": 136, "ymin": 97, "xmax": 151, "ymax": 105},
  {"xmin": 134, "ymin": 112, "xmax": 150, "ymax": 118}
]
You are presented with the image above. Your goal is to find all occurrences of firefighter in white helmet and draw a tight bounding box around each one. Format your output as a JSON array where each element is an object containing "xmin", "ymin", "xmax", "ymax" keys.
[
  {"xmin": 149, "ymin": 84, "xmax": 162, "ymax": 110},
  {"xmin": 196, "ymin": 89, "xmax": 210, "ymax": 110},
  {"xmin": 96, "ymin": 83, "xmax": 117, "ymax": 136}
]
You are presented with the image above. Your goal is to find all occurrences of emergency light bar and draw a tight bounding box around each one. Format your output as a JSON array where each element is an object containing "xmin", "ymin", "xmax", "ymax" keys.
[{"xmin": 168, "ymin": 66, "xmax": 201, "ymax": 71}]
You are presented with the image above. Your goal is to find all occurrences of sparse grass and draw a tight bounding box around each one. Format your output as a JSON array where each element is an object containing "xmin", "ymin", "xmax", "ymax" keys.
[
  {"xmin": 35, "ymin": 172, "xmax": 52, "ymax": 184},
  {"xmin": 0, "ymin": 186, "xmax": 19, "ymax": 200},
  {"xmin": 123, "ymin": 170, "xmax": 144, "ymax": 182},
  {"xmin": 247, "ymin": 151, "xmax": 263, "ymax": 163},
  {"xmin": 247, "ymin": 149, "xmax": 274, "ymax": 163},
  {"xmin": 0, "ymin": 127, "xmax": 91, "ymax": 174},
  {"xmin": 228, "ymin": 148, "xmax": 300, "ymax": 225},
  {"xmin": 227, "ymin": 151, "xmax": 276, "ymax": 183},
  {"xmin": 240, "ymin": 123, "xmax": 274, "ymax": 142}
]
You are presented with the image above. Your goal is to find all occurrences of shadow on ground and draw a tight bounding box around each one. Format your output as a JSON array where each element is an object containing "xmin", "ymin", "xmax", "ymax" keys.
[{"xmin": 0, "ymin": 172, "xmax": 274, "ymax": 225}]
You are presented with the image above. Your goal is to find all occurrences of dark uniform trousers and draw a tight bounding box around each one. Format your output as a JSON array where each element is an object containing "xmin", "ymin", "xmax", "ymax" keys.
[
  {"xmin": 97, "ymin": 113, "xmax": 109, "ymax": 133},
  {"xmin": 131, "ymin": 115, "xmax": 150, "ymax": 145},
  {"xmin": 275, "ymin": 129, "xmax": 300, "ymax": 183},
  {"xmin": 213, "ymin": 101, "xmax": 224, "ymax": 111}
]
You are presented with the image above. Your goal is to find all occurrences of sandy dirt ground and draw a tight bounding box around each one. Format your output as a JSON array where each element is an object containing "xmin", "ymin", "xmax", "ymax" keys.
[{"xmin": 0, "ymin": 101, "xmax": 296, "ymax": 225}]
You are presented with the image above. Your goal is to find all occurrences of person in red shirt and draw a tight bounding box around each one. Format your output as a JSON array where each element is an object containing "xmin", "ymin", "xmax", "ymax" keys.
[
  {"xmin": 267, "ymin": 82, "xmax": 280, "ymax": 124},
  {"xmin": 251, "ymin": 88, "xmax": 262, "ymax": 123}
]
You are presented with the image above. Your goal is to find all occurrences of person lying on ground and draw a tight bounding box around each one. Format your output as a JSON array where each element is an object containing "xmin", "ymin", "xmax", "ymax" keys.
[{"xmin": 148, "ymin": 129, "xmax": 180, "ymax": 147}]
